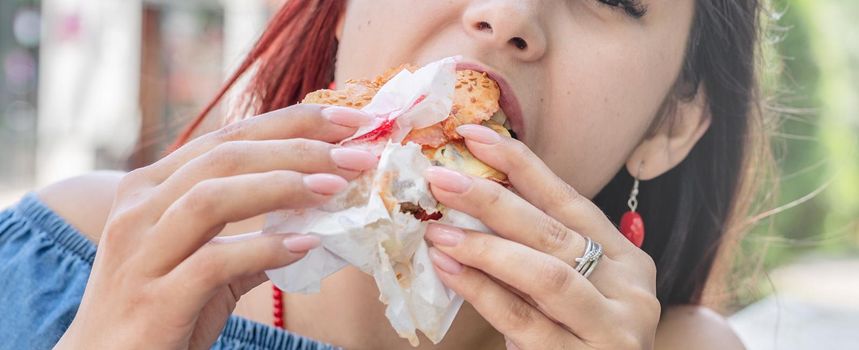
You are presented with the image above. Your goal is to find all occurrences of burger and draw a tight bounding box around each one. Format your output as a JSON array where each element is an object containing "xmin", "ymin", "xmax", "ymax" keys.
[
  {"xmin": 265, "ymin": 57, "xmax": 513, "ymax": 345},
  {"xmin": 302, "ymin": 64, "xmax": 514, "ymax": 221}
]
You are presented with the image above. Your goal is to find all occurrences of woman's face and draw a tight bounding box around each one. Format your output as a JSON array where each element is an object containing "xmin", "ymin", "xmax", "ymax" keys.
[{"xmin": 335, "ymin": 0, "xmax": 695, "ymax": 198}]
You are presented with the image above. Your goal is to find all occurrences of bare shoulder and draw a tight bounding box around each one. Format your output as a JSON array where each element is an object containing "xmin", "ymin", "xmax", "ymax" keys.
[
  {"xmin": 655, "ymin": 305, "xmax": 745, "ymax": 350},
  {"xmin": 35, "ymin": 171, "xmax": 126, "ymax": 243}
]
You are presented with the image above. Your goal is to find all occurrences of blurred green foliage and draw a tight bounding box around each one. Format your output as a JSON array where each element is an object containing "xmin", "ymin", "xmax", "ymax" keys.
[{"xmin": 734, "ymin": 0, "xmax": 859, "ymax": 307}]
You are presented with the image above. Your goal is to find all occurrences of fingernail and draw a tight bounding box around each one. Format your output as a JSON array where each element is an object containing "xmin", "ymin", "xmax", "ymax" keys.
[
  {"xmin": 330, "ymin": 148, "xmax": 378, "ymax": 171},
  {"xmin": 303, "ymin": 174, "xmax": 348, "ymax": 195},
  {"xmin": 322, "ymin": 106, "xmax": 374, "ymax": 127},
  {"xmin": 282, "ymin": 235, "xmax": 321, "ymax": 253},
  {"xmin": 429, "ymin": 247, "xmax": 463, "ymax": 274},
  {"xmin": 424, "ymin": 166, "xmax": 472, "ymax": 193},
  {"xmin": 425, "ymin": 223, "xmax": 465, "ymax": 247},
  {"xmin": 456, "ymin": 124, "xmax": 501, "ymax": 145}
]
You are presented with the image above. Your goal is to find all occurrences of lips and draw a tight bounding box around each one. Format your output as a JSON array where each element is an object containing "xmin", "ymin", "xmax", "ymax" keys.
[{"xmin": 455, "ymin": 60, "xmax": 525, "ymax": 140}]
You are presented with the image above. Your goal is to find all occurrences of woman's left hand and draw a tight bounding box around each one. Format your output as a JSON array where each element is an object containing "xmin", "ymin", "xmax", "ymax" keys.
[{"xmin": 423, "ymin": 124, "xmax": 661, "ymax": 350}]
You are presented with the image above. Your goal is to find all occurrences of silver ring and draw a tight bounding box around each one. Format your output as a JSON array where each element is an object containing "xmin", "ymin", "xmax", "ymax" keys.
[{"xmin": 574, "ymin": 237, "xmax": 603, "ymax": 279}]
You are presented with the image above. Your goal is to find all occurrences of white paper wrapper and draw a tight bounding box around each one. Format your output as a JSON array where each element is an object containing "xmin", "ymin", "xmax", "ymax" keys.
[{"xmin": 263, "ymin": 56, "xmax": 491, "ymax": 346}]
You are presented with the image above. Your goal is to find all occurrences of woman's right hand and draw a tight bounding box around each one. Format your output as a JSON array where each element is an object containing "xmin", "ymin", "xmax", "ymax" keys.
[{"xmin": 55, "ymin": 105, "xmax": 378, "ymax": 350}]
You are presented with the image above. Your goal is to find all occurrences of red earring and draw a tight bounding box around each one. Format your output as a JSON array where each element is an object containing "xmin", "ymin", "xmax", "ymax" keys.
[{"xmin": 620, "ymin": 163, "xmax": 645, "ymax": 248}]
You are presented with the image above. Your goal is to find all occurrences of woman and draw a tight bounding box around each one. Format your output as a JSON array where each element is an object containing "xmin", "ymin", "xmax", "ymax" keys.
[{"xmin": 0, "ymin": 0, "xmax": 765, "ymax": 349}]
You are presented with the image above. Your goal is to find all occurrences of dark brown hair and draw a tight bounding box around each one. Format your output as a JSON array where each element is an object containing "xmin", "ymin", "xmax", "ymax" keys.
[
  {"xmin": 171, "ymin": 0, "xmax": 770, "ymax": 309},
  {"xmin": 168, "ymin": 0, "xmax": 345, "ymax": 151},
  {"xmin": 594, "ymin": 0, "xmax": 769, "ymax": 307}
]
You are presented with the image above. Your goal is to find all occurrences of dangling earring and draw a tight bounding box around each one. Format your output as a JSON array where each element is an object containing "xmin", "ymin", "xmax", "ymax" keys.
[{"xmin": 621, "ymin": 162, "xmax": 645, "ymax": 248}]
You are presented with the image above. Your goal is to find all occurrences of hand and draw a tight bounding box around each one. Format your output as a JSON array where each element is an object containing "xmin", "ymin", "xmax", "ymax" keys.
[
  {"xmin": 56, "ymin": 105, "xmax": 379, "ymax": 349},
  {"xmin": 423, "ymin": 124, "xmax": 661, "ymax": 350}
]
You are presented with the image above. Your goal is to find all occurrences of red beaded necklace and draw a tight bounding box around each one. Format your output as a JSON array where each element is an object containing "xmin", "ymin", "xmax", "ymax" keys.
[
  {"xmin": 272, "ymin": 285, "xmax": 285, "ymax": 329},
  {"xmin": 273, "ymin": 80, "xmax": 340, "ymax": 329}
]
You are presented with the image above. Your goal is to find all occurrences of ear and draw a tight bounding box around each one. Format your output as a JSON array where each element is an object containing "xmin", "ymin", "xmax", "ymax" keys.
[{"xmin": 626, "ymin": 84, "xmax": 711, "ymax": 180}]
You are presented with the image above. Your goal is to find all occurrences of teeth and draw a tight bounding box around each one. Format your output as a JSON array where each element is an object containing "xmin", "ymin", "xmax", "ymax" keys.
[
  {"xmin": 493, "ymin": 110, "xmax": 512, "ymax": 130},
  {"xmin": 490, "ymin": 109, "xmax": 516, "ymax": 138},
  {"xmin": 490, "ymin": 109, "xmax": 507, "ymax": 124}
]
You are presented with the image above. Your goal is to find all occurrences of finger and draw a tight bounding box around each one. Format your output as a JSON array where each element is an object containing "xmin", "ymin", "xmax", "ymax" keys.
[
  {"xmin": 425, "ymin": 166, "xmax": 588, "ymax": 264},
  {"xmin": 142, "ymin": 170, "xmax": 345, "ymax": 273},
  {"xmin": 454, "ymin": 124, "xmax": 627, "ymax": 251},
  {"xmin": 229, "ymin": 272, "xmax": 270, "ymax": 300},
  {"xmin": 428, "ymin": 248, "xmax": 581, "ymax": 349},
  {"xmin": 149, "ymin": 138, "xmax": 376, "ymax": 213},
  {"xmin": 425, "ymin": 167, "xmax": 655, "ymax": 295},
  {"xmin": 427, "ymin": 226, "xmax": 619, "ymax": 334},
  {"xmin": 163, "ymin": 231, "xmax": 319, "ymax": 314},
  {"xmin": 142, "ymin": 104, "xmax": 374, "ymax": 183}
]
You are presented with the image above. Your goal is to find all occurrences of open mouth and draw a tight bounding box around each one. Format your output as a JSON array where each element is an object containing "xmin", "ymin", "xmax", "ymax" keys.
[
  {"xmin": 488, "ymin": 108, "xmax": 517, "ymax": 140},
  {"xmin": 455, "ymin": 61, "xmax": 524, "ymax": 140}
]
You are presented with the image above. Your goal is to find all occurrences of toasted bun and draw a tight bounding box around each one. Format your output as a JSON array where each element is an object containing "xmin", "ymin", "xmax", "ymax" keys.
[
  {"xmin": 301, "ymin": 64, "xmax": 418, "ymax": 108},
  {"xmin": 302, "ymin": 66, "xmax": 509, "ymax": 185}
]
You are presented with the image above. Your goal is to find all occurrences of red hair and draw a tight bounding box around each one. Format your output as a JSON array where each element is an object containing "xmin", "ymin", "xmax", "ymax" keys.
[{"xmin": 166, "ymin": 0, "xmax": 346, "ymax": 154}]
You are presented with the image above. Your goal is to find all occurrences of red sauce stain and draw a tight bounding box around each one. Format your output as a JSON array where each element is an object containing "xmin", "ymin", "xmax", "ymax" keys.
[{"xmin": 350, "ymin": 94, "xmax": 428, "ymax": 143}]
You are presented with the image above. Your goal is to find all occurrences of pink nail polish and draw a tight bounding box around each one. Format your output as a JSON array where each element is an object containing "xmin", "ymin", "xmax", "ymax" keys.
[
  {"xmin": 425, "ymin": 224, "xmax": 465, "ymax": 247},
  {"xmin": 424, "ymin": 166, "xmax": 472, "ymax": 193},
  {"xmin": 321, "ymin": 106, "xmax": 374, "ymax": 127},
  {"xmin": 330, "ymin": 148, "xmax": 378, "ymax": 171},
  {"xmin": 282, "ymin": 235, "xmax": 321, "ymax": 253},
  {"xmin": 456, "ymin": 124, "xmax": 501, "ymax": 145},
  {"xmin": 429, "ymin": 247, "xmax": 463, "ymax": 274},
  {"xmin": 303, "ymin": 174, "xmax": 348, "ymax": 195}
]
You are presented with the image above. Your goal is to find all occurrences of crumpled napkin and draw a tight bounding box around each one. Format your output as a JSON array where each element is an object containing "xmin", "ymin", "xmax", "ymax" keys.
[{"xmin": 263, "ymin": 56, "xmax": 490, "ymax": 346}]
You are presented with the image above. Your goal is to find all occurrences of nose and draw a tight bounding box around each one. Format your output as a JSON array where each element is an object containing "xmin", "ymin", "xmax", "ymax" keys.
[{"xmin": 462, "ymin": 1, "xmax": 548, "ymax": 61}]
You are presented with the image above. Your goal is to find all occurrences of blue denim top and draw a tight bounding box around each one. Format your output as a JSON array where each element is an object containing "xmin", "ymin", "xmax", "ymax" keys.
[{"xmin": 0, "ymin": 193, "xmax": 338, "ymax": 350}]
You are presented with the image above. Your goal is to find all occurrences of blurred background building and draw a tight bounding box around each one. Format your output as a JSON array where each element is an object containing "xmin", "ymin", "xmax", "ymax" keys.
[
  {"xmin": 0, "ymin": 0, "xmax": 858, "ymax": 349},
  {"xmin": 1, "ymin": 0, "xmax": 280, "ymax": 203}
]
